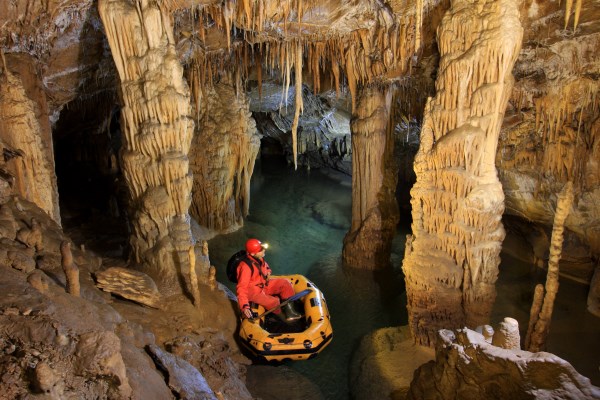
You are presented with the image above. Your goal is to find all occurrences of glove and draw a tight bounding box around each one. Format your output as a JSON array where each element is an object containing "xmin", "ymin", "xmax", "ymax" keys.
[{"xmin": 242, "ymin": 304, "xmax": 253, "ymax": 319}]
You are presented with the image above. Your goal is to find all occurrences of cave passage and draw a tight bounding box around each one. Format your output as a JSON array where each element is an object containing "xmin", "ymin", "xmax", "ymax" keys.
[{"xmin": 208, "ymin": 154, "xmax": 409, "ymax": 399}]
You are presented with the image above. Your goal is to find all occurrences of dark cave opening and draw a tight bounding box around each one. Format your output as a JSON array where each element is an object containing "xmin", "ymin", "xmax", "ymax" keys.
[{"xmin": 53, "ymin": 102, "xmax": 128, "ymax": 258}]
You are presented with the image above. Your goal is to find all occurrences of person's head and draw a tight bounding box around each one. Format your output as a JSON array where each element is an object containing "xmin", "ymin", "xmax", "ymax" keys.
[{"xmin": 245, "ymin": 238, "xmax": 269, "ymax": 257}]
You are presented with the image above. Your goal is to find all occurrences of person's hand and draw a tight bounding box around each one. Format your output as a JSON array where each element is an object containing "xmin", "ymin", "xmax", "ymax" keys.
[{"xmin": 242, "ymin": 305, "xmax": 253, "ymax": 319}]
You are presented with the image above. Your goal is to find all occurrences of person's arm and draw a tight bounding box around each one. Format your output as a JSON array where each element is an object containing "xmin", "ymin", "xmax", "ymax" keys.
[
  {"xmin": 263, "ymin": 260, "xmax": 272, "ymax": 281},
  {"xmin": 236, "ymin": 261, "xmax": 253, "ymax": 318}
]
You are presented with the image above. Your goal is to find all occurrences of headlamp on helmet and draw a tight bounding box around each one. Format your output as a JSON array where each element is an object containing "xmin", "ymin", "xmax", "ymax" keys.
[{"xmin": 245, "ymin": 238, "xmax": 268, "ymax": 254}]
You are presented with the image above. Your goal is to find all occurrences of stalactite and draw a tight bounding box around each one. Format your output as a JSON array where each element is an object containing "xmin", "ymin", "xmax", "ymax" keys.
[
  {"xmin": 527, "ymin": 182, "xmax": 574, "ymax": 352},
  {"xmin": 290, "ymin": 42, "xmax": 303, "ymax": 170},
  {"xmin": 189, "ymin": 80, "xmax": 259, "ymax": 232},
  {"xmin": 415, "ymin": 0, "xmax": 423, "ymax": 51},
  {"xmin": 564, "ymin": 0, "xmax": 574, "ymax": 30},
  {"xmin": 573, "ymin": 0, "xmax": 583, "ymax": 31}
]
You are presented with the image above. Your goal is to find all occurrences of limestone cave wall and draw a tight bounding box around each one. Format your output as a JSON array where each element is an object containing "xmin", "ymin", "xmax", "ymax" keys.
[{"xmin": 498, "ymin": 0, "xmax": 600, "ymax": 277}]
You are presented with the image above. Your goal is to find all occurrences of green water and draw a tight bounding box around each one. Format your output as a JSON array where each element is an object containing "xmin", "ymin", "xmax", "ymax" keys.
[
  {"xmin": 208, "ymin": 156, "xmax": 409, "ymax": 399},
  {"xmin": 208, "ymin": 156, "xmax": 600, "ymax": 397}
]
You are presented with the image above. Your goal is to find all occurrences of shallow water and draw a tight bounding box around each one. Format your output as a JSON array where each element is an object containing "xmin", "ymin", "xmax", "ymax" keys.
[
  {"xmin": 208, "ymin": 157, "xmax": 409, "ymax": 399},
  {"xmin": 208, "ymin": 156, "xmax": 600, "ymax": 398}
]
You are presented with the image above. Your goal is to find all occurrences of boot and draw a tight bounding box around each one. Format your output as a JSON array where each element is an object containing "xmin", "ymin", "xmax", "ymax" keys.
[
  {"xmin": 282, "ymin": 302, "xmax": 302, "ymax": 322},
  {"xmin": 274, "ymin": 310, "xmax": 288, "ymax": 323}
]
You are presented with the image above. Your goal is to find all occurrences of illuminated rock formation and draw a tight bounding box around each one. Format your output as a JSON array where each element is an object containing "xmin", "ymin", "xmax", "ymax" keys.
[
  {"xmin": 402, "ymin": 0, "xmax": 523, "ymax": 345},
  {"xmin": 526, "ymin": 182, "xmax": 574, "ymax": 352},
  {"xmin": 189, "ymin": 80, "xmax": 260, "ymax": 233},
  {"xmin": 343, "ymin": 85, "xmax": 399, "ymax": 269},
  {"xmin": 407, "ymin": 325, "xmax": 600, "ymax": 400},
  {"xmin": 98, "ymin": 0, "xmax": 195, "ymax": 295},
  {"xmin": 0, "ymin": 66, "xmax": 60, "ymax": 223},
  {"xmin": 95, "ymin": 266, "xmax": 163, "ymax": 309},
  {"xmin": 498, "ymin": 0, "xmax": 600, "ymax": 286}
]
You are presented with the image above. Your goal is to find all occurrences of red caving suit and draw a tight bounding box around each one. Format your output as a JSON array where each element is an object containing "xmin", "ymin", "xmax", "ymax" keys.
[{"xmin": 236, "ymin": 254, "xmax": 295, "ymax": 314}]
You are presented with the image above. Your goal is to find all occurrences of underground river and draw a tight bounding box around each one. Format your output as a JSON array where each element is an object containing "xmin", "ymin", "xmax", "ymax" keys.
[
  {"xmin": 207, "ymin": 155, "xmax": 600, "ymax": 398},
  {"xmin": 208, "ymin": 155, "xmax": 409, "ymax": 399}
]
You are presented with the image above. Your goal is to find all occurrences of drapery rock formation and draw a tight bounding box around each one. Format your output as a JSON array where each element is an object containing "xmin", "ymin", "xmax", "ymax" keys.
[
  {"xmin": 249, "ymin": 83, "xmax": 352, "ymax": 173},
  {"xmin": 342, "ymin": 85, "xmax": 399, "ymax": 269},
  {"xmin": 98, "ymin": 0, "xmax": 195, "ymax": 295},
  {"xmin": 0, "ymin": 65, "xmax": 60, "ymax": 224},
  {"xmin": 189, "ymin": 80, "xmax": 260, "ymax": 233},
  {"xmin": 402, "ymin": 0, "xmax": 523, "ymax": 345},
  {"xmin": 496, "ymin": 2, "xmax": 600, "ymax": 311}
]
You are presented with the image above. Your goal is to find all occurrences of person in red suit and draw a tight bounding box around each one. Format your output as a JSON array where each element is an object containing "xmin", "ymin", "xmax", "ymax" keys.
[{"xmin": 237, "ymin": 238, "xmax": 301, "ymax": 322}]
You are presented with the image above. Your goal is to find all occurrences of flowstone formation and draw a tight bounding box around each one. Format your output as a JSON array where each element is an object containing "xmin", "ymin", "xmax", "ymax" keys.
[
  {"xmin": 497, "ymin": 0, "xmax": 600, "ymax": 288},
  {"xmin": 189, "ymin": 80, "xmax": 260, "ymax": 233},
  {"xmin": 98, "ymin": 0, "xmax": 195, "ymax": 295},
  {"xmin": 407, "ymin": 324, "xmax": 600, "ymax": 400},
  {"xmin": 0, "ymin": 66, "xmax": 60, "ymax": 224},
  {"xmin": 402, "ymin": 0, "xmax": 523, "ymax": 345}
]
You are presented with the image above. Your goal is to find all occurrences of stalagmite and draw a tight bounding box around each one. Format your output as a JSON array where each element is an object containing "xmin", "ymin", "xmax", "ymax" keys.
[
  {"xmin": 16, "ymin": 217, "xmax": 43, "ymax": 252},
  {"xmin": 208, "ymin": 265, "xmax": 217, "ymax": 291},
  {"xmin": 491, "ymin": 317, "xmax": 521, "ymax": 350},
  {"xmin": 188, "ymin": 244, "xmax": 201, "ymax": 308},
  {"xmin": 524, "ymin": 284, "xmax": 544, "ymax": 349},
  {"xmin": 527, "ymin": 182, "xmax": 575, "ymax": 352},
  {"xmin": 342, "ymin": 85, "xmax": 398, "ymax": 270},
  {"xmin": 98, "ymin": 0, "xmax": 195, "ymax": 295},
  {"xmin": 402, "ymin": 0, "xmax": 523, "ymax": 346},
  {"xmin": 27, "ymin": 270, "xmax": 50, "ymax": 293},
  {"xmin": 60, "ymin": 241, "xmax": 80, "ymax": 297}
]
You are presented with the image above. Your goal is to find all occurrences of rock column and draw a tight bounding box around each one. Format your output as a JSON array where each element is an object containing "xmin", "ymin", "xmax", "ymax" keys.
[
  {"xmin": 342, "ymin": 85, "xmax": 399, "ymax": 269},
  {"xmin": 189, "ymin": 81, "xmax": 260, "ymax": 232},
  {"xmin": 402, "ymin": 0, "xmax": 523, "ymax": 345},
  {"xmin": 98, "ymin": 0, "xmax": 195, "ymax": 295}
]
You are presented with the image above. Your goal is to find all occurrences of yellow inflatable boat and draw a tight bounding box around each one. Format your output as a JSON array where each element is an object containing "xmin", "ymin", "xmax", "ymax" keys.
[{"xmin": 238, "ymin": 274, "xmax": 333, "ymax": 362}]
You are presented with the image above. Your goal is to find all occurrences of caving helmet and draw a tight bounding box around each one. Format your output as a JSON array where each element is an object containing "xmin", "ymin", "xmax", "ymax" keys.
[{"xmin": 245, "ymin": 238, "xmax": 269, "ymax": 254}]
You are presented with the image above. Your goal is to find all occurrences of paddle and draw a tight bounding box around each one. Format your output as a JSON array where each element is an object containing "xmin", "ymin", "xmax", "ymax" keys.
[{"xmin": 249, "ymin": 289, "xmax": 312, "ymax": 322}]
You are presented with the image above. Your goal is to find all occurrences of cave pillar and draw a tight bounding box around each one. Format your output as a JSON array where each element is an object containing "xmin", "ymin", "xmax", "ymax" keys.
[
  {"xmin": 0, "ymin": 64, "xmax": 60, "ymax": 223},
  {"xmin": 402, "ymin": 0, "xmax": 523, "ymax": 346},
  {"xmin": 98, "ymin": 0, "xmax": 195, "ymax": 295},
  {"xmin": 189, "ymin": 81, "xmax": 260, "ymax": 232},
  {"xmin": 342, "ymin": 85, "xmax": 399, "ymax": 269}
]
